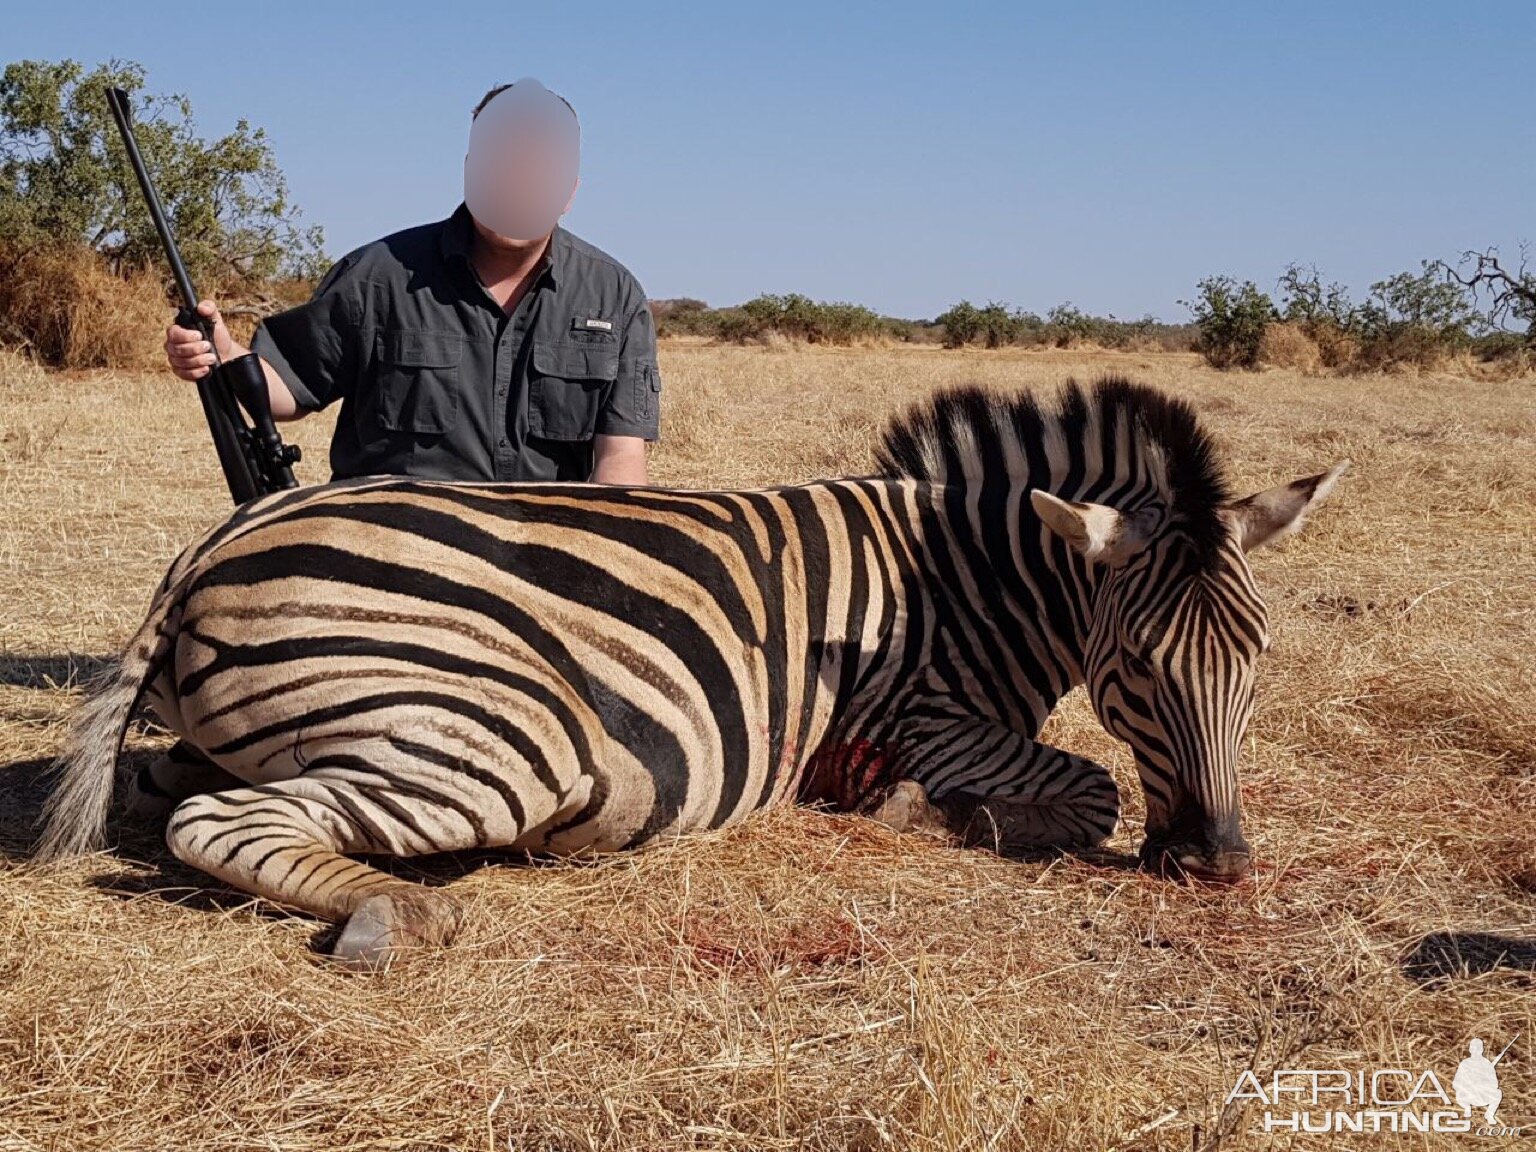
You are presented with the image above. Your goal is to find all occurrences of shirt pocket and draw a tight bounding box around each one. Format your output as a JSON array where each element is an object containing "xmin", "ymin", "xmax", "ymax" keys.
[
  {"xmin": 529, "ymin": 341, "xmax": 621, "ymax": 441},
  {"xmin": 375, "ymin": 330, "xmax": 462, "ymax": 434},
  {"xmin": 567, "ymin": 316, "xmax": 620, "ymax": 345}
]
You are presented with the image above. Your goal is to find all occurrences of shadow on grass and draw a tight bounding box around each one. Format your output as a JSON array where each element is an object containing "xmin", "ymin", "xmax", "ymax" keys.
[
  {"xmin": 0, "ymin": 652, "xmax": 113, "ymax": 691},
  {"xmin": 0, "ymin": 754, "xmax": 57, "ymax": 860},
  {"xmin": 1401, "ymin": 931, "xmax": 1536, "ymax": 987}
]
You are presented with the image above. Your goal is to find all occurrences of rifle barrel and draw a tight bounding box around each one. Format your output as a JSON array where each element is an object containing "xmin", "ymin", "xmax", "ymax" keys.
[
  {"xmin": 104, "ymin": 83, "xmax": 299, "ymax": 504},
  {"xmin": 1491, "ymin": 1032, "xmax": 1519, "ymax": 1065},
  {"xmin": 105, "ymin": 87, "xmax": 201, "ymax": 317}
]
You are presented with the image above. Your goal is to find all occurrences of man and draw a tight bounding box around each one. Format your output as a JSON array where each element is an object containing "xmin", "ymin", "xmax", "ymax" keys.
[
  {"xmin": 164, "ymin": 78, "xmax": 660, "ymax": 485},
  {"xmin": 140, "ymin": 81, "xmax": 658, "ymax": 810}
]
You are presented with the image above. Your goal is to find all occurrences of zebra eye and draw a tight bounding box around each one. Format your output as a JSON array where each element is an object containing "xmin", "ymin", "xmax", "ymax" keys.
[{"xmin": 1123, "ymin": 650, "xmax": 1154, "ymax": 678}]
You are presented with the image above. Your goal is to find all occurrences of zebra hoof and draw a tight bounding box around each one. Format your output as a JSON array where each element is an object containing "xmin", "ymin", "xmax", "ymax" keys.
[
  {"xmin": 124, "ymin": 784, "xmax": 176, "ymax": 821},
  {"xmin": 332, "ymin": 889, "xmax": 463, "ymax": 970},
  {"xmin": 868, "ymin": 780, "xmax": 950, "ymax": 837},
  {"xmin": 1139, "ymin": 840, "xmax": 1253, "ymax": 884},
  {"xmin": 123, "ymin": 757, "xmax": 183, "ymax": 820}
]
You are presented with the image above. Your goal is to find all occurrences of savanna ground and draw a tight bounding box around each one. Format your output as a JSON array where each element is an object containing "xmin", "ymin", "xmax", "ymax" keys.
[{"xmin": 0, "ymin": 341, "xmax": 1532, "ymax": 1151}]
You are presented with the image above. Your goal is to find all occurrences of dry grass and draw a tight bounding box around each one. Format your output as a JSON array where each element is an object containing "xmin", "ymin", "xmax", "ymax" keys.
[
  {"xmin": 0, "ymin": 247, "xmax": 170, "ymax": 371},
  {"xmin": 0, "ymin": 343, "xmax": 1532, "ymax": 1150},
  {"xmin": 1256, "ymin": 323, "xmax": 1322, "ymax": 376}
]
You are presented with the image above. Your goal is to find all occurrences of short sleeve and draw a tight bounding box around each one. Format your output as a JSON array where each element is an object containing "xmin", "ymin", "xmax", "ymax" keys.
[
  {"xmin": 250, "ymin": 253, "xmax": 362, "ymax": 412},
  {"xmin": 594, "ymin": 292, "xmax": 661, "ymax": 441}
]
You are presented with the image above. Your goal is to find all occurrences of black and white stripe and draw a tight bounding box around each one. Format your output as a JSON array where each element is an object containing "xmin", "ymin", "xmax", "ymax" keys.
[{"xmin": 37, "ymin": 376, "xmax": 1345, "ymax": 962}]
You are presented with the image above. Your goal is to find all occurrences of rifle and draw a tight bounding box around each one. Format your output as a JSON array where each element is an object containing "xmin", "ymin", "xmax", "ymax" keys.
[
  {"xmin": 1490, "ymin": 1032, "xmax": 1519, "ymax": 1065},
  {"xmin": 105, "ymin": 86, "xmax": 301, "ymax": 505}
]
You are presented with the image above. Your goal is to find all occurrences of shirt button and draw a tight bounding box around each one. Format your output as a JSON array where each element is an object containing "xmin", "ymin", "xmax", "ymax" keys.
[{"xmin": 498, "ymin": 437, "xmax": 509, "ymax": 448}]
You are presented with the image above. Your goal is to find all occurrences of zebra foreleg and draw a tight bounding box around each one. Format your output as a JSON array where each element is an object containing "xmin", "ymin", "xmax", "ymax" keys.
[
  {"xmin": 164, "ymin": 773, "xmax": 477, "ymax": 969},
  {"xmin": 895, "ymin": 719, "xmax": 1122, "ymax": 852},
  {"xmin": 126, "ymin": 739, "xmax": 244, "ymax": 819}
]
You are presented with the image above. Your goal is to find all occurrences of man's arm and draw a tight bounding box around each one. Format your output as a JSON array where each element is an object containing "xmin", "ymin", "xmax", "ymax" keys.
[
  {"xmin": 250, "ymin": 253, "xmax": 363, "ymax": 416},
  {"xmin": 167, "ymin": 249, "xmax": 362, "ymax": 420},
  {"xmin": 165, "ymin": 300, "xmax": 304, "ymax": 421},
  {"xmin": 591, "ymin": 434, "xmax": 648, "ymax": 484},
  {"xmin": 591, "ymin": 289, "xmax": 662, "ymax": 484}
]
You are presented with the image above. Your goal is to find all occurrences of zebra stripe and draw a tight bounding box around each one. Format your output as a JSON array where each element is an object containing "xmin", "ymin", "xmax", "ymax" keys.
[{"xmin": 38, "ymin": 375, "xmax": 1345, "ymax": 964}]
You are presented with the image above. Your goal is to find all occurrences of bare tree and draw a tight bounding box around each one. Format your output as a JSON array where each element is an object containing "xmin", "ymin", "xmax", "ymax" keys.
[{"xmin": 1445, "ymin": 246, "xmax": 1536, "ymax": 344}]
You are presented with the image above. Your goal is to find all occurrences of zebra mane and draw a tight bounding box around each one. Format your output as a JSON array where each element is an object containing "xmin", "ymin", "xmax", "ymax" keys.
[{"xmin": 873, "ymin": 375, "xmax": 1233, "ymax": 566}]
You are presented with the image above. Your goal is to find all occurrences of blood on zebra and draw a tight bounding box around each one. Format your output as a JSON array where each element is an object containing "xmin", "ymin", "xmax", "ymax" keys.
[{"xmin": 800, "ymin": 738, "xmax": 896, "ymax": 811}]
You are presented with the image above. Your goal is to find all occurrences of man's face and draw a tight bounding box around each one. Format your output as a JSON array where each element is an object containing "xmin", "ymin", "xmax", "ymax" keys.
[{"xmin": 464, "ymin": 79, "xmax": 580, "ymax": 244}]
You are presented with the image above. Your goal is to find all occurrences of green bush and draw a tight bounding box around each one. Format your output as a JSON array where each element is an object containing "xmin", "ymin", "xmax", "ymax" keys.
[
  {"xmin": 936, "ymin": 300, "xmax": 981, "ymax": 348},
  {"xmin": 735, "ymin": 293, "xmax": 885, "ymax": 344},
  {"xmin": 712, "ymin": 308, "xmax": 768, "ymax": 344},
  {"xmin": 649, "ymin": 297, "xmax": 710, "ymax": 338},
  {"xmin": 1183, "ymin": 275, "xmax": 1276, "ymax": 369},
  {"xmin": 933, "ymin": 299, "xmax": 1190, "ymax": 351},
  {"xmin": 650, "ymin": 295, "xmax": 934, "ymax": 345},
  {"xmin": 1354, "ymin": 263, "xmax": 1478, "ymax": 367},
  {"xmin": 1045, "ymin": 303, "xmax": 1095, "ymax": 347}
]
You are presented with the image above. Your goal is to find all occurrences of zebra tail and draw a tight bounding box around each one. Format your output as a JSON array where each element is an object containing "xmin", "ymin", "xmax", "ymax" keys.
[{"xmin": 34, "ymin": 600, "xmax": 176, "ymax": 862}]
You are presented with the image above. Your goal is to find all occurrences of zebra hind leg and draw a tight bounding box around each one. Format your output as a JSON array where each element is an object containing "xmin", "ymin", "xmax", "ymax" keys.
[
  {"xmin": 126, "ymin": 738, "xmax": 245, "ymax": 820},
  {"xmin": 164, "ymin": 771, "xmax": 485, "ymax": 969}
]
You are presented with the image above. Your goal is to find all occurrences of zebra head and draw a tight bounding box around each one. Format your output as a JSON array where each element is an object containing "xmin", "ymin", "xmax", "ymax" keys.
[{"xmin": 1031, "ymin": 461, "xmax": 1348, "ymax": 882}]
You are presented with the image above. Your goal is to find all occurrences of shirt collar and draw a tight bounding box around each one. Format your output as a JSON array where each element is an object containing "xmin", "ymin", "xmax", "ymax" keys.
[{"xmin": 440, "ymin": 202, "xmax": 568, "ymax": 290}]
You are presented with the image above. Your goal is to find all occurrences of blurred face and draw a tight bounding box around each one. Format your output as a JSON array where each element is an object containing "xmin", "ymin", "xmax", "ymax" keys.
[{"xmin": 464, "ymin": 79, "xmax": 580, "ymax": 243}]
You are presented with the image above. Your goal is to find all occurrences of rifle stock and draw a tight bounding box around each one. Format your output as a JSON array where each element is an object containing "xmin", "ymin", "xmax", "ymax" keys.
[{"xmin": 105, "ymin": 86, "xmax": 300, "ymax": 505}]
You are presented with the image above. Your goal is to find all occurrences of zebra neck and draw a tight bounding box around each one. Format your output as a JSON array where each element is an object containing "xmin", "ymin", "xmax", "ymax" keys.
[{"xmin": 902, "ymin": 480, "xmax": 1100, "ymax": 727}]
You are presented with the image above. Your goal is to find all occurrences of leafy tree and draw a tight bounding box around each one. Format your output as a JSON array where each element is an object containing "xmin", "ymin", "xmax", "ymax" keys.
[
  {"xmin": 1045, "ymin": 302, "xmax": 1089, "ymax": 347},
  {"xmin": 1276, "ymin": 263, "xmax": 1356, "ymax": 330},
  {"xmin": 1182, "ymin": 275, "xmax": 1275, "ymax": 369},
  {"xmin": 1354, "ymin": 262, "xmax": 1478, "ymax": 365},
  {"xmin": 936, "ymin": 300, "xmax": 982, "ymax": 348},
  {"xmin": 976, "ymin": 301, "xmax": 1016, "ymax": 349},
  {"xmin": 0, "ymin": 58, "xmax": 325, "ymax": 288}
]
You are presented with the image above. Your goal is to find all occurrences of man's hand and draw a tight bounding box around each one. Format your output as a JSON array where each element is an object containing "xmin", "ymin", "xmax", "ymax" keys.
[
  {"xmin": 165, "ymin": 299, "xmax": 234, "ymax": 381},
  {"xmin": 166, "ymin": 299, "xmax": 304, "ymax": 420},
  {"xmin": 591, "ymin": 434, "xmax": 649, "ymax": 485},
  {"xmin": 164, "ymin": 298, "xmax": 304, "ymax": 421}
]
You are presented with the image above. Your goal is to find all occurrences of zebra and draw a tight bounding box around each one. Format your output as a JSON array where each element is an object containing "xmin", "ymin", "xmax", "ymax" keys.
[{"xmin": 36, "ymin": 376, "xmax": 1346, "ymax": 967}]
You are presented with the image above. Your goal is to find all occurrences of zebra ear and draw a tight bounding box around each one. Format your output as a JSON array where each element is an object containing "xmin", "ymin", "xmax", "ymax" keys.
[
  {"xmin": 1030, "ymin": 490, "xmax": 1150, "ymax": 566},
  {"xmin": 1225, "ymin": 460, "xmax": 1349, "ymax": 553}
]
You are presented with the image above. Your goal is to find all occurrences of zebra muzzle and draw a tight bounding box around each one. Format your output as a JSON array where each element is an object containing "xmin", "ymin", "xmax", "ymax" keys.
[{"xmin": 1139, "ymin": 837, "xmax": 1253, "ymax": 884}]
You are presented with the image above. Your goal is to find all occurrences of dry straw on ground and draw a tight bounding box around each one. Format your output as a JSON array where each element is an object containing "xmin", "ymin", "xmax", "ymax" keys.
[{"xmin": 0, "ymin": 343, "xmax": 1532, "ymax": 1150}]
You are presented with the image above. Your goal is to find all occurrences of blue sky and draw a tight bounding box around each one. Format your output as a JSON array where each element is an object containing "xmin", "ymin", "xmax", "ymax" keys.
[{"xmin": 10, "ymin": 1, "xmax": 1534, "ymax": 320}]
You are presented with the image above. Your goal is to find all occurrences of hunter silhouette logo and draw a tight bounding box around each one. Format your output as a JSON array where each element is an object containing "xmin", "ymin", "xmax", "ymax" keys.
[
  {"xmin": 1226, "ymin": 1033, "xmax": 1523, "ymax": 1136},
  {"xmin": 1454, "ymin": 1035, "xmax": 1514, "ymax": 1125}
]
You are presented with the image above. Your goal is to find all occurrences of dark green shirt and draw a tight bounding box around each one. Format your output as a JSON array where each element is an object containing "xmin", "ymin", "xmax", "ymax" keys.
[{"xmin": 251, "ymin": 203, "xmax": 661, "ymax": 483}]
